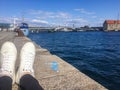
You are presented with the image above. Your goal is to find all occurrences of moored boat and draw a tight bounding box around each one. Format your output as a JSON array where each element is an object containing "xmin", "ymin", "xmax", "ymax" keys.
[{"xmin": 19, "ymin": 23, "xmax": 29, "ymax": 36}]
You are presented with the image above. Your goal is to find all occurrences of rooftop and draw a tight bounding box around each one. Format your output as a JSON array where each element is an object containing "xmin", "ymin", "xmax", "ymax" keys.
[{"xmin": 105, "ymin": 20, "xmax": 120, "ymax": 24}]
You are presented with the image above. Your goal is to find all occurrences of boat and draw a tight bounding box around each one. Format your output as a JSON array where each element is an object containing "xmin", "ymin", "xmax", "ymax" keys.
[
  {"xmin": 19, "ymin": 22, "xmax": 29, "ymax": 36},
  {"xmin": 12, "ymin": 17, "xmax": 29, "ymax": 36},
  {"xmin": 115, "ymin": 29, "xmax": 118, "ymax": 31}
]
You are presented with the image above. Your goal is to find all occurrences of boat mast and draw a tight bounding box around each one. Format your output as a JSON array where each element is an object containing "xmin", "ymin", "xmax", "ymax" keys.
[
  {"xmin": 13, "ymin": 17, "xmax": 16, "ymax": 29},
  {"xmin": 21, "ymin": 11, "xmax": 25, "ymax": 23},
  {"xmin": 117, "ymin": 13, "xmax": 119, "ymax": 21},
  {"xmin": 22, "ymin": 14, "xmax": 24, "ymax": 23},
  {"xmin": 115, "ymin": 13, "xmax": 119, "ymax": 31},
  {"xmin": 117, "ymin": 13, "xmax": 120, "ymax": 30}
]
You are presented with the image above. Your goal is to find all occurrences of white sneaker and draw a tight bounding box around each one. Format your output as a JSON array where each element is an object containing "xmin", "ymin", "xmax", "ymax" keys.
[
  {"xmin": 16, "ymin": 42, "xmax": 35, "ymax": 84},
  {"xmin": 0, "ymin": 41, "xmax": 17, "ymax": 84}
]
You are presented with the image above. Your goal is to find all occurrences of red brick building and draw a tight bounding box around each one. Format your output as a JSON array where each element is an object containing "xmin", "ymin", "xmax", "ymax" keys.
[{"xmin": 103, "ymin": 20, "xmax": 120, "ymax": 31}]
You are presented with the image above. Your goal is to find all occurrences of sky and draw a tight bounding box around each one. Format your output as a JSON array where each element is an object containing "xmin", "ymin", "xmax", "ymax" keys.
[{"xmin": 0, "ymin": 0, "xmax": 120, "ymax": 27}]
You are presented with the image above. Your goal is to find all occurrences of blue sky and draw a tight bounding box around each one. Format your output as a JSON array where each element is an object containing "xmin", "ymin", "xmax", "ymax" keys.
[{"xmin": 0, "ymin": 0, "xmax": 120, "ymax": 27}]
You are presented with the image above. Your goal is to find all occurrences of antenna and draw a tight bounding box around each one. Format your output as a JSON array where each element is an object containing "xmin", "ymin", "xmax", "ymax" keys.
[
  {"xmin": 115, "ymin": 13, "xmax": 119, "ymax": 31},
  {"xmin": 117, "ymin": 13, "xmax": 119, "ymax": 20},
  {"xmin": 21, "ymin": 11, "xmax": 25, "ymax": 22},
  {"xmin": 22, "ymin": 14, "xmax": 24, "ymax": 22},
  {"xmin": 116, "ymin": 13, "xmax": 119, "ymax": 25},
  {"xmin": 13, "ymin": 17, "xmax": 16, "ymax": 29}
]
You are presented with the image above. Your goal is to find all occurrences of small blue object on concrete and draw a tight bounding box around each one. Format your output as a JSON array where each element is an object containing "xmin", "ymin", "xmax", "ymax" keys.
[{"xmin": 51, "ymin": 61, "xmax": 59, "ymax": 72}]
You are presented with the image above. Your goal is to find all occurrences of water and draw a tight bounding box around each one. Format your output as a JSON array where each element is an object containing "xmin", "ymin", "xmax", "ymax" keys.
[{"xmin": 29, "ymin": 31, "xmax": 120, "ymax": 90}]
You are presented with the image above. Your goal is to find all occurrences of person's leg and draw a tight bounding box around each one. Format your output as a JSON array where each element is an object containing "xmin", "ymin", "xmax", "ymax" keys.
[
  {"xmin": 0, "ymin": 42, "xmax": 17, "ymax": 90},
  {"xmin": 0, "ymin": 76, "xmax": 12, "ymax": 90},
  {"xmin": 19, "ymin": 74, "xmax": 43, "ymax": 90},
  {"xmin": 16, "ymin": 42, "xmax": 43, "ymax": 90}
]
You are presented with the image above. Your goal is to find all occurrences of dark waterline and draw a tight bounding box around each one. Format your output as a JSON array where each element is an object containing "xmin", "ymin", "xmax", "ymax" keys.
[{"xmin": 29, "ymin": 31, "xmax": 120, "ymax": 90}]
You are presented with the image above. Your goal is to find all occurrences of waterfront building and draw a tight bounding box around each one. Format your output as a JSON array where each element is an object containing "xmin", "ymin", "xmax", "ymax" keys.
[
  {"xmin": 103, "ymin": 20, "xmax": 120, "ymax": 31},
  {"xmin": 0, "ymin": 23, "xmax": 11, "ymax": 31}
]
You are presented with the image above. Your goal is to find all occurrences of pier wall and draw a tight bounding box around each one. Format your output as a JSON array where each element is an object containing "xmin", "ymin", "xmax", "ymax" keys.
[{"xmin": 0, "ymin": 32, "xmax": 107, "ymax": 90}]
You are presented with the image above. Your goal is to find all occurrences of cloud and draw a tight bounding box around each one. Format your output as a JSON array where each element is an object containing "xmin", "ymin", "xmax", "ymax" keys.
[
  {"xmin": 29, "ymin": 10, "xmax": 54, "ymax": 15},
  {"xmin": 74, "ymin": 8, "xmax": 95, "ymax": 15},
  {"xmin": 57, "ymin": 12, "xmax": 70, "ymax": 18},
  {"xmin": 28, "ymin": 10, "xmax": 72, "ymax": 26},
  {"xmin": 31, "ymin": 19, "xmax": 48, "ymax": 24},
  {"xmin": 67, "ymin": 18, "xmax": 88, "ymax": 23},
  {"xmin": 91, "ymin": 16, "xmax": 97, "ymax": 18},
  {"xmin": 29, "ymin": 10, "xmax": 71, "ymax": 19},
  {"xmin": 0, "ymin": 17, "xmax": 23, "ymax": 23},
  {"xmin": 65, "ymin": 18, "xmax": 89, "ymax": 27},
  {"xmin": 0, "ymin": 17, "xmax": 12, "ymax": 23},
  {"xmin": 0, "ymin": 16, "xmax": 49, "ymax": 27}
]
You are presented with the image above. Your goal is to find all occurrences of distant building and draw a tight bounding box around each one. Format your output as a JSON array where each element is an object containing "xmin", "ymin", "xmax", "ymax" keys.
[
  {"xmin": 0, "ymin": 23, "xmax": 11, "ymax": 31},
  {"xmin": 103, "ymin": 20, "xmax": 120, "ymax": 31}
]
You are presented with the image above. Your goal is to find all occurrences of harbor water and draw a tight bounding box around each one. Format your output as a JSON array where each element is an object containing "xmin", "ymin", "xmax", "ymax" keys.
[{"xmin": 29, "ymin": 31, "xmax": 120, "ymax": 90}]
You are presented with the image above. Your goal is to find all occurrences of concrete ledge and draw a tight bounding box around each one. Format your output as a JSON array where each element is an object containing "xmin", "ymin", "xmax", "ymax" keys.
[{"xmin": 34, "ymin": 55, "xmax": 107, "ymax": 90}]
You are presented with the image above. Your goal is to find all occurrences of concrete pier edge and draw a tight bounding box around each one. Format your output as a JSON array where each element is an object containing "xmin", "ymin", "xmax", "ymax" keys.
[{"xmin": 0, "ymin": 32, "xmax": 107, "ymax": 90}]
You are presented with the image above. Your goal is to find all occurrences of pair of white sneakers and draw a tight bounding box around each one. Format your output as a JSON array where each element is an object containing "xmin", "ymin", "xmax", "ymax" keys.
[{"xmin": 0, "ymin": 41, "xmax": 35, "ymax": 84}]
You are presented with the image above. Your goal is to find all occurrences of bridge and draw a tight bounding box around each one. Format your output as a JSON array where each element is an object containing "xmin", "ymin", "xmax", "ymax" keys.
[
  {"xmin": 29, "ymin": 27, "xmax": 55, "ymax": 32},
  {"xmin": 54, "ymin": 27, "xmax": 73, "ymax": 31},
  {"xmin": 29, "ymin": 26, "xmax": 74, "ymax": 32}
]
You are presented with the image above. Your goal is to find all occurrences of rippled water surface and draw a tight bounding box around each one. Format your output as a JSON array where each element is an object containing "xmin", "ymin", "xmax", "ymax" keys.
[{"xmin": 29, "ymin": 31, "xmax": 120, "ymax": 90}]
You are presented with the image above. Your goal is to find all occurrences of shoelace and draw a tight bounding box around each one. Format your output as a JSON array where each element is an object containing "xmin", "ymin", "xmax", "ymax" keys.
[
  {"xmin": 1, "ymin": 53, "xmax": 14, "ymax": 74},
  {"xmin": 23, "ymin": 52, "xmax": 34, "ymax": 72}
]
